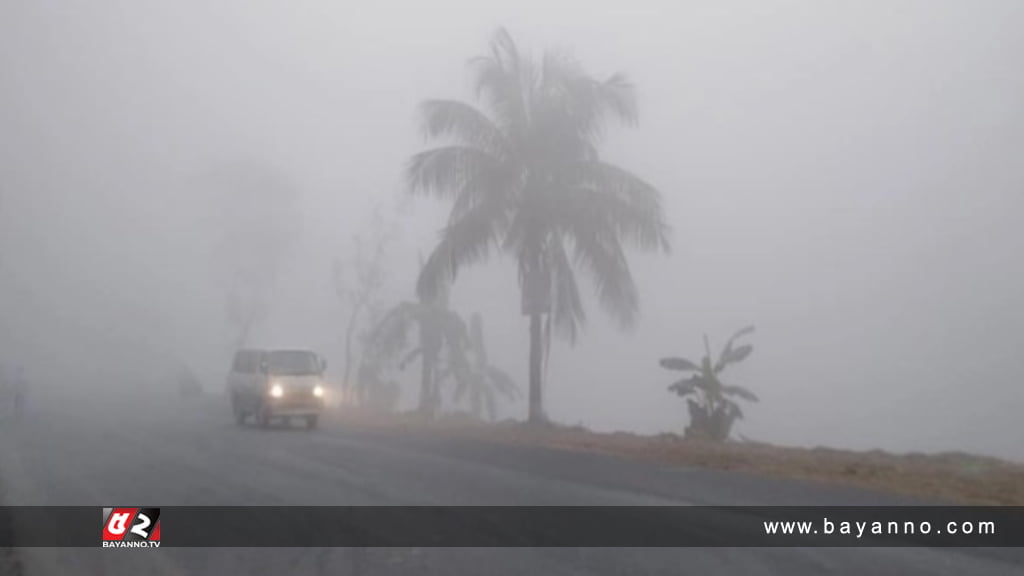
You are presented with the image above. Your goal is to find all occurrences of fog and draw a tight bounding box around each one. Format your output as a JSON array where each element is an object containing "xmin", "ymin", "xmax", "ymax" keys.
[{"xmin": 1, "ymin": 1, "xmax": 1021, "ymax": 459}]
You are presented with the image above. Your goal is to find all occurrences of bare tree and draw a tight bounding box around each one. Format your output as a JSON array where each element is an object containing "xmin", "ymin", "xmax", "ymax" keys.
[
  {"xmin": 203, "ymin": 162, "xmax": 300, "ymax": 352},
  {"xmin": 355, "ymin": 303, "xmax": 402, "ymax": 412},
  {"xmin": 332, "ymin": 203, "xmax": 393, "ymax": 404},
  {"xmin": 225, "ymin": 267, "xmax": 268, "ymax": 350}
]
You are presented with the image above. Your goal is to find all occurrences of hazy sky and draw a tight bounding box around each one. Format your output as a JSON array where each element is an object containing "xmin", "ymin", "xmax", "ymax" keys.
[{"xmin": 1, "ymin": 1, "xmax": 1021, "ymax": 459}]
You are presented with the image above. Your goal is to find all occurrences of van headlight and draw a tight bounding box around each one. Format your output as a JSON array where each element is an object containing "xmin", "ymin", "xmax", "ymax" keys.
[
  {"xmin": 269, "ymin": 384, "xmax": 284, "ymax": 398},
  {"xmin": 313, "ymin": 385, "xmax": 324, "ymax": 398}
]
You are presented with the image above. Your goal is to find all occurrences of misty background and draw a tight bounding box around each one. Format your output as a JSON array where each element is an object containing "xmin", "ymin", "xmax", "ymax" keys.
[{"xmin": 0, "ymin": 1, "xmax": 1020, "ymax": 459}]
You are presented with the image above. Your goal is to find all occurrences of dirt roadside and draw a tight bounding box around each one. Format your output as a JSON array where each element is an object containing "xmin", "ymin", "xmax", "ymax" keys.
[{"xmin": 328, "ymin": 410, "xmax": 1024, "ymax": 506}]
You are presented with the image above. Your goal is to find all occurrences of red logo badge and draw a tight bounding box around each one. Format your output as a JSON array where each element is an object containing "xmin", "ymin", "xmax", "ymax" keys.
[{"xmin": 101, "ymin": 508, "xmax": 161, "ymax": 548}]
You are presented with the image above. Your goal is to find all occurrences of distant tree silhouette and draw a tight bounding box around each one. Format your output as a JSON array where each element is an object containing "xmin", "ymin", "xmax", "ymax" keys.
[
  {"xmin": 210, "ymin": 164, "xmax": 298, "ymax": 351},
  {"xmin": 355, "ymin": 305, "xmax": 402, "ymax": 413},
  {"xmin": 333, "ymin": 204, "xmax": 393, "ymax": 404}
]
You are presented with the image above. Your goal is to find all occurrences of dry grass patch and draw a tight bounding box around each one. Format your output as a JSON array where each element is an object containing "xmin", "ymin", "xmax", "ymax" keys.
[{"xmin": 330, "ymin": 409, "xmax": 1024, "ymax": 505}]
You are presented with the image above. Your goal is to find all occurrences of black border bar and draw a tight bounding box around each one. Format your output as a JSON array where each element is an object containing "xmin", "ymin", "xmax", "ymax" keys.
[{"xmin": 1, "ymin": 506, "xmax": 1022, "ymax": 547}]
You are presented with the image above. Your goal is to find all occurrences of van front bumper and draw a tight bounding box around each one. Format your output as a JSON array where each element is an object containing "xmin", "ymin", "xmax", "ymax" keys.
[{"xmin": 264, "ymin": 398, "xmax": 324, "ymax": 417}]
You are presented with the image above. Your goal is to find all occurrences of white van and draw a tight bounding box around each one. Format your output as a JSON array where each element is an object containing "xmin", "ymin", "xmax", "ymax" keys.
[{"xmin": 227, "ymin": 349, "xmax": 327, "ymax": 429}]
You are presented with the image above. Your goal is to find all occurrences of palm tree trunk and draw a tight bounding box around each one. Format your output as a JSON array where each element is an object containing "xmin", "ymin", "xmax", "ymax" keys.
[{"xmin": 528, "ymin": 312, "xmax": 544, "ymax": 423}]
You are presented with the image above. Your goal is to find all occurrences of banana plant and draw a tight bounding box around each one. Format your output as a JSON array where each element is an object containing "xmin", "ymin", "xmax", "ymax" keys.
[
  {"xmin": 446, "ymin": 313, "xmax": 519, "ymax": 421},
  {"xmin": 366, "ymin": 259, "xmax": 467, "ymax": 418},
  {"xmin": 659, "ymin": 326, "xmax": 758, "ymax": 441}
]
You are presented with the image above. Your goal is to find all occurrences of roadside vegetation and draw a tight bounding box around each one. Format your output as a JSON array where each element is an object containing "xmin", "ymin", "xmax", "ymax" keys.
[
  {"xmin": 332, "ymin": 203, "xmax": 393, "ymax": 406},
  {"xmin": 319, "ymin": 27, "xmax": 1021, "ymax": 500},
  {"xmin": 327, "ymin": 410, "xmax": 1024, "ymax": 506},
  {"xmin": 368, "ymin": 267, "xmax": 468, "ymax": 418},
  {"xmin": 325, "ymin": 29, "xmax": 816, "ymax": 442},
  {"xmin": 660, "ymin": 327, "xmax": 758, "ymax": 441},
  {"xmin": 448, "ymin": 314, "xmax": 519, "ymax": 421},
  {"xmin": 344, "ymin": 28, "xmax": 672, "ymax": 427}
]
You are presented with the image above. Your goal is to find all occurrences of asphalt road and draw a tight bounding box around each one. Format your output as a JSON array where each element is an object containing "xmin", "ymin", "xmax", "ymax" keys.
[{"xmin": 0, "ymin": 389, "xmax": 1020, "ymax": 576}]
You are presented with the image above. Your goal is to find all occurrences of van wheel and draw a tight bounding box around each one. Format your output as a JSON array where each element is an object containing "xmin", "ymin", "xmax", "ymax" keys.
[{"xmin": 305, "ymin": 415, "xmax": 318, "ymax": 430}]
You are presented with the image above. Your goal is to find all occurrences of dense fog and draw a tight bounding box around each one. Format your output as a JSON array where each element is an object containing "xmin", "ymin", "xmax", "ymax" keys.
[{"xmin": 1, "ymin": 1, "xmax": 1021, "ymax": 459}]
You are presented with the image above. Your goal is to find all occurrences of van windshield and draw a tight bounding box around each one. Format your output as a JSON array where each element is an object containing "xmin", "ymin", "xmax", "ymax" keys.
[{"xmin": 266, "ymin": 351, "xmax": 321, "ymax": 376}]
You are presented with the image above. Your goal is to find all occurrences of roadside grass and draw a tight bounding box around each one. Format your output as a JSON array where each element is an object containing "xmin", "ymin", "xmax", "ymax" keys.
[{"xmin": 330, "ymin": 408, "xmax": 1024, "ymax": 506}]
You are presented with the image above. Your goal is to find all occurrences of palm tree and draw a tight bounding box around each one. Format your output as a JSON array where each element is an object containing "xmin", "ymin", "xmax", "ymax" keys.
[
  {"xmin": 447, "ymin": 313, "xmax": 519, "ymax": 420},
  {"xmin": 408, "ymin": 28, "xmax": 670, "ymax": 423},
  {"xmin": 367, "ymin": 271, "xmax": 467, "ymax": 417},
  {"xmin": 659, "ymin": 326, "xmax": 759, "ymax": 441}
]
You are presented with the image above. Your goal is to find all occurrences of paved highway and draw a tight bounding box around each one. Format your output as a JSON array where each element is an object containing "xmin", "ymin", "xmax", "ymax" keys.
[{"xmin": 0, "ymin": 389, "xmax": 1019, "ymax": 575}]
